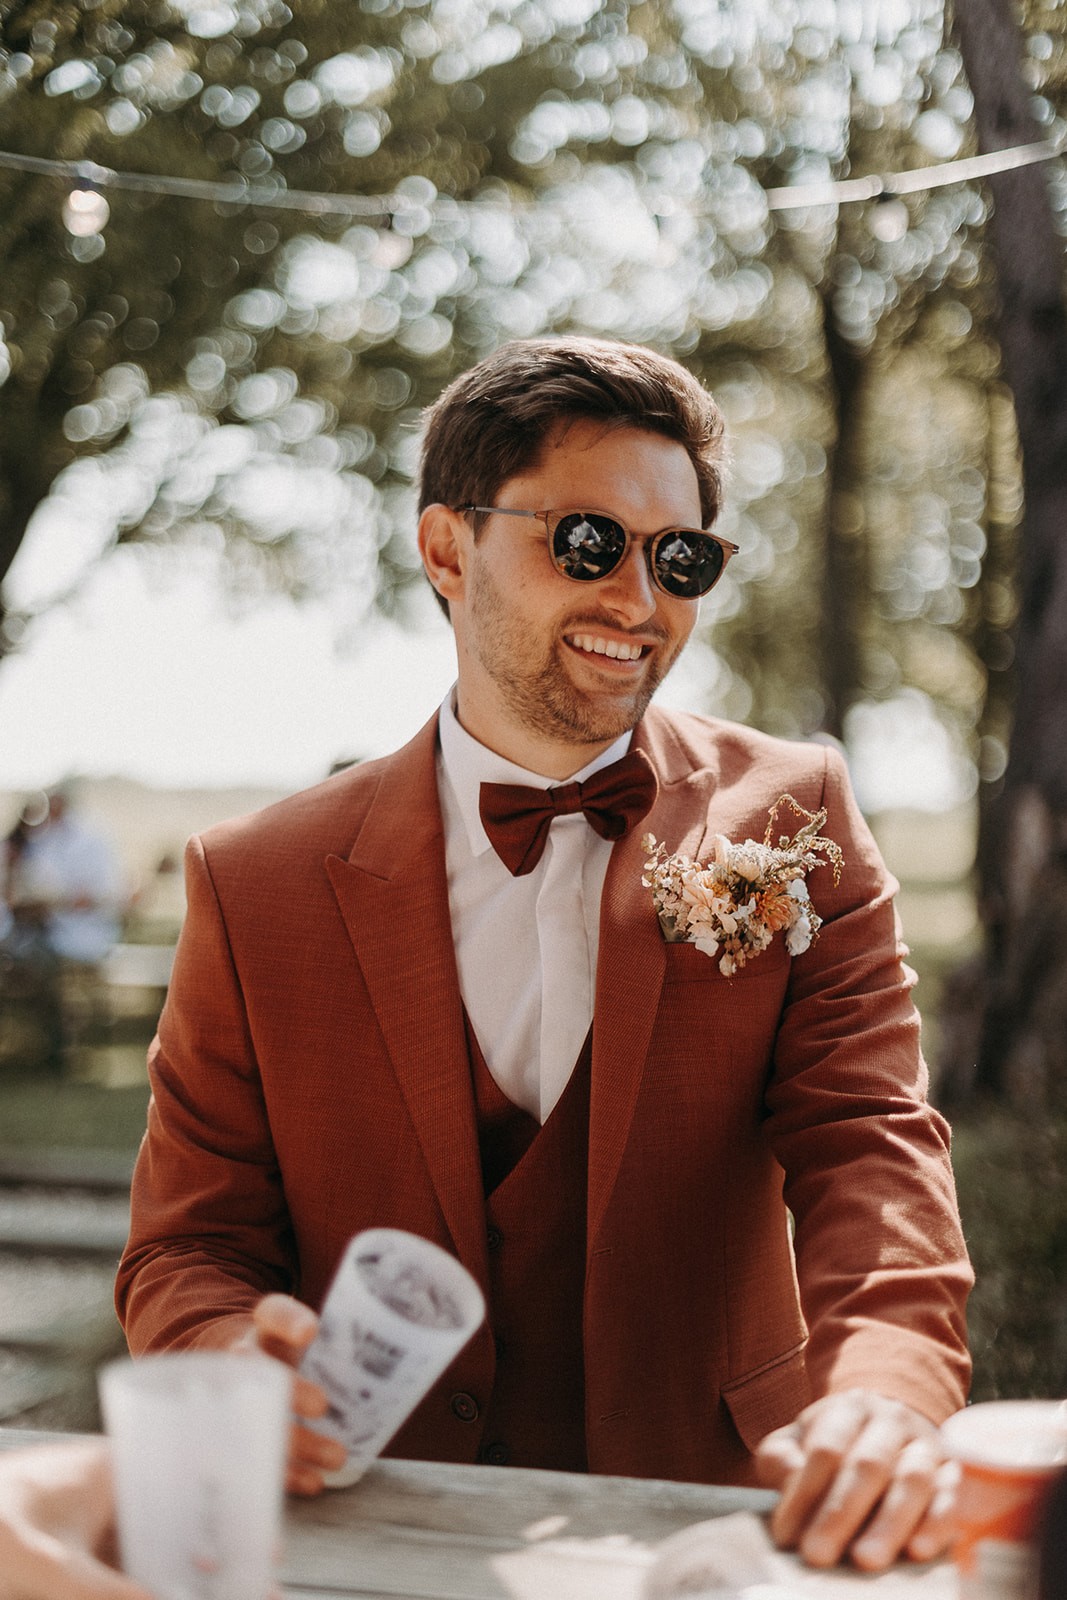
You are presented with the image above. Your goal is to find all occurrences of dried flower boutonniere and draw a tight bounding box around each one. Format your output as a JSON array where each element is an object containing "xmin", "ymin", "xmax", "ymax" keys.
[{"xmin": 642, "ymin": 795, "xmax": 844, "ymax": 977}]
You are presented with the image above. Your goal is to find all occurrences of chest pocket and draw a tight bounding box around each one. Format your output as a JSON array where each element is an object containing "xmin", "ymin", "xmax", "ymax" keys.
[{"xmin": 662, "ymin": 938, "xmax": 792, "ymax": 988}]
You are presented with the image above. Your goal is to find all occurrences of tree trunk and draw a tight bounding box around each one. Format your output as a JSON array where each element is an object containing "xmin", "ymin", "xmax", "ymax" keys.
[
  {"xmin": 0, "ymin": 313, "xmax": 87, "ymax": 658},
  {"xmin": 940, "ymin": 0, "xmax": 1067, "ymax": 1107},
  {"xmin": 0, "ymin": 451, "xmax": 46, "ymax": 660},
  {"xmin": 817, "ymin": 288, "xmax": 868, "ymax": 742}
]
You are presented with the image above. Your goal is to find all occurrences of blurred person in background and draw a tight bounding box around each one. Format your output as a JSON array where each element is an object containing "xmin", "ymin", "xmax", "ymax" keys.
[
  {"xmin": 1, "ymin": 793, "xmax": 60, "ymax": 1066},
  {"xmin": 126, "ymin": 851, "xmax": 186, "ymax": 946},
  {"xmin": 0, "ymin": 782, "xmax": 124, "ymax": 1071},
  {"xmin": 0, "ymin": 803, "xmax": 36, "ymax": 940}
]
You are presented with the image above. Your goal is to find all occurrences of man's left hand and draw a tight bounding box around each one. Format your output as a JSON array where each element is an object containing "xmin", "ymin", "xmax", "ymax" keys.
[{"xmin": 755, "ymin": 1390, "xmax": 958, "ymax": 1570}]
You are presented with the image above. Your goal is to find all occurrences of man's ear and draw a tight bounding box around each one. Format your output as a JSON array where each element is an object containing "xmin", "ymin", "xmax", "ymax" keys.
[{"xmin": 418, "ymin": 504, "xmax": 468, "ymax": 607}]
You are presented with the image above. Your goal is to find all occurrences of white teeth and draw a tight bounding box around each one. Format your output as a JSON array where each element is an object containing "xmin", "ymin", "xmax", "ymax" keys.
[{"xmin": 571, "ymin": 634, "xmax": 643, "ymax": 661}]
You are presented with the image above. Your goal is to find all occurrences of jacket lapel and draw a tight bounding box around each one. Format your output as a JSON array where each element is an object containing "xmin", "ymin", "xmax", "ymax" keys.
[
  {"xmin": 322, "ymin": 705, "xmax": 723, "ymax": 1277},
  {"xmin": 324, "ymin": 715, "xmax": 489, "ymax": 1291},
  {"xmin": 588, "ymin": 710, "xmax": 718, "ymax": 1248}
]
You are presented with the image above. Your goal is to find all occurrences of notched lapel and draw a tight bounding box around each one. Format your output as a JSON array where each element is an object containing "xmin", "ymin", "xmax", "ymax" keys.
[
  {"xmin": 589, "ymin": 717, "xmax": 718, "ymax": 1248},
  {"xmin": 324, "ymin": 722, "xmax": 488, "ymax": 1291}
]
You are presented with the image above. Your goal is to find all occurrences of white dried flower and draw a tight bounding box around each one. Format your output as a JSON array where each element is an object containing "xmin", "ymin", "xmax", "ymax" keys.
[{"xmin": 641, "ymin": 798, "xmax": 843, "ymax": 975}]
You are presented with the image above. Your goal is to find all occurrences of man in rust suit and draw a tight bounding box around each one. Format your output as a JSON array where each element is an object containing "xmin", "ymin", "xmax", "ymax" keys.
[{"xmin": 117, "ymin": 337, "xmax": 972, "ymax": 1571}]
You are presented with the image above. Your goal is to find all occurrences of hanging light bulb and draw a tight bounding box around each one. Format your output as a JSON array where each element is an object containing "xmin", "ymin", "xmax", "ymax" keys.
[{"xmin": 62, "ymin": 185, "xmax": 110, "ymax": 236}]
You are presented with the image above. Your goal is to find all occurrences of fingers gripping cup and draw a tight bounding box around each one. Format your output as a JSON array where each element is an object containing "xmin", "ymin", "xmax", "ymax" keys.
[
  {"xmin": 301, "ymin": 1228, "xmax": 486, "ymax": 1487},
  {"xmin": 99, "ymin": 1352, "xmax": 292, "ymax": 1600},
  {"xmin": 941, "ymin": 1400, "xmax": 1067, "ymax": 1600}
]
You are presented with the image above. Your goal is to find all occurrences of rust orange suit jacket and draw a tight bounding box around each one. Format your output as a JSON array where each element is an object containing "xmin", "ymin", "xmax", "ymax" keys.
[{"xmin": 116, "ymin": 706, "xmax": 972, "ymax": 1485}]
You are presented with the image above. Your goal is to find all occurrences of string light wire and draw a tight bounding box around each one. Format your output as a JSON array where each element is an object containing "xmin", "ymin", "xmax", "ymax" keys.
[
  {"xmin": 764, "ymin": 135, "xmax": 1064, "ymax": 209},
  {"xmin": 0, "ymin": 133, "xmax": 1063, "ymax": 221},
  {"xmin": 0, "ymin": 149, "xmax": 410, "ymax": 216}
]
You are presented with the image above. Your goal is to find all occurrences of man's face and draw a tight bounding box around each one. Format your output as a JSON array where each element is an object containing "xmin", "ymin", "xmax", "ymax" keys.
[{"xmin": 447, "ymin": 419, "xmax": 704, "ymax": 774}]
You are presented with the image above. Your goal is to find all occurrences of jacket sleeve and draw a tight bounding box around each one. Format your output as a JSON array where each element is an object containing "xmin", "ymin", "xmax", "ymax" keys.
[
  {"xmin": 115, "ymin": 834, "xmax": 298, "ymax": 1352},
  {"xmin": 762, "ymin": 744, "xmax": 973, "ymax": 1423}
]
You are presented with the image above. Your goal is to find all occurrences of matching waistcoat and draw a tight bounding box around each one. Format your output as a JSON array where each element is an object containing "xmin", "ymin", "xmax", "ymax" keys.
[{"xmin": 467, "ymin": 1016, "xmax": 591, "ymax": 1471}]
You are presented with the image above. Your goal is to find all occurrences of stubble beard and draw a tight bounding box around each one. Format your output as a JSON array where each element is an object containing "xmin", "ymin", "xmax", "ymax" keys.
[{"xmin": 467, "ymin": 561, "xmax": 681, "ymax": 750}]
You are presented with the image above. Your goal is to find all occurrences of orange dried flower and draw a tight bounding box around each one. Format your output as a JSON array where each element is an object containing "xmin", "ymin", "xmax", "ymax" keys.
[{"xmin": 756, "ymin": 884, "xmax": 796, "ymax": 931}]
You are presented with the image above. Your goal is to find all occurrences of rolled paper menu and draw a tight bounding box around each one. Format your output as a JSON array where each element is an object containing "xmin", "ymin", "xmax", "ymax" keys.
[
  {"xmin": 99, "ymin": 1351, "xmax": 292, "ymax": 1600},
  {"xmin": 301, "ymin": 1227, "xmax": 486, "ymax": 1487},
  {"xmin": 941, "ymin": 1399, "xmax": 1067, "ymax": 1600}
]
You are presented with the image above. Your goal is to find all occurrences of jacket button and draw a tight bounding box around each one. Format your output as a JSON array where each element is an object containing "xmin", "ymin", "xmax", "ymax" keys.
[
  {"xmin": 450, "ymin": 1391, "xmax": 479, "ymax": 1423},
  {"xmin": 482, "ymin": 1441, "xmax": 509, "ymax": 1466},
  {"xmin": 487, "ymin": 1225, "xmax": 503, "ymax": 1252}
]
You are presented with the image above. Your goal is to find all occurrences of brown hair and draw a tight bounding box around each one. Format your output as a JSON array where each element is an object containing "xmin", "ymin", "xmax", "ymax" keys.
[{"xmin": 418, "ymin": 336, "xmax": 728, "ymax": 613}]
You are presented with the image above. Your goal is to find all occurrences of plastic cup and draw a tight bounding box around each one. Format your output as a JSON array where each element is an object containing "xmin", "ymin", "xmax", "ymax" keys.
[
  {"xmin": 941, "ymin": 1399, "xmax": 1067, "ymax": 1600},
  {"xmin": 301, "ymin": 1227, "xmax": 486, "ymax": 1487},
  {"xmin": 99, "ymin": 1352, "xmax": 291, "ymax": 1600}
]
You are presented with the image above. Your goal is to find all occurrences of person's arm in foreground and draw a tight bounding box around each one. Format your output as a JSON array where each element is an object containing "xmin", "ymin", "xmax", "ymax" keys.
[{"xmin": 0, "ymin": 1440, "xmax": 150, "ymax": 1600}]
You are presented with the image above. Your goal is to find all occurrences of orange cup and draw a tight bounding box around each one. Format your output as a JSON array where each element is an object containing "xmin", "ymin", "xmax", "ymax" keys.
[{"xmin": 941, "ymin": 1401, "xmax": 1067, "ymax": 1599}]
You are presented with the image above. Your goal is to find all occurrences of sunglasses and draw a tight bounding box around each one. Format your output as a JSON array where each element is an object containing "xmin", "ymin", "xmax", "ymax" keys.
[{"xmin": 458, "ymin": 506, "xmax": 739, "ymax": 599}]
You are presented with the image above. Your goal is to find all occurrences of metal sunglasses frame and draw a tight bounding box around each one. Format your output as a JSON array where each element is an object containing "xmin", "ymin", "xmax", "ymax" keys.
[{"xmin": 457, "ymin": 505, "xmax": 740, "ymax": 598}]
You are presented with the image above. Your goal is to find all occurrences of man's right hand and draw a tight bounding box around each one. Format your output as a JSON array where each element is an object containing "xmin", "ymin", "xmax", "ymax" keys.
[{"xmin": 240, "ymin": 1294, "xmax": 348, "ymax": 1495}]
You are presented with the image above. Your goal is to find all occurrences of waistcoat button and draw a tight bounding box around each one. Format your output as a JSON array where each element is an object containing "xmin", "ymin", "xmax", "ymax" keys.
[
  {"xmin": 483, "ymin": 1442, "xmax": 509, "ymax": 1466},
  {"xmin": 450, "ymin": 1391, "xmax": 479, "ymax": 1423},
  {"xmin": 487, "ymin": 1224, "xmax": 504, "ymax": 1252}
]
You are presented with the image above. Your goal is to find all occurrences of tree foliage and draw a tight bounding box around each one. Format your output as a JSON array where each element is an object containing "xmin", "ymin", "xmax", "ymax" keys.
[{"xmin": 0, "ymin": 0, "xmax": 1062, "ymax": 834}]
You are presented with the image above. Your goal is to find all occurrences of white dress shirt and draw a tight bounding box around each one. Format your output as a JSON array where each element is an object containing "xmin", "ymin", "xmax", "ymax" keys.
[{"xmin": 437, "ymin": 693, "xmax": 631, "ymax": 1123}]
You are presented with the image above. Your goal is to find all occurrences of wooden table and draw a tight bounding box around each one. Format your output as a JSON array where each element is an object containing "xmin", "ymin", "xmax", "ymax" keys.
[{"xmin": 1, "ymin": 1430, "xmax": 955, "ymax": 1599}]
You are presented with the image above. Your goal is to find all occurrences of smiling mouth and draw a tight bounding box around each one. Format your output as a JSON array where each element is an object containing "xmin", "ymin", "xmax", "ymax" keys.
[{"xmin": 567, "ymin": 633, "xmax": 649, "ymax": 662}]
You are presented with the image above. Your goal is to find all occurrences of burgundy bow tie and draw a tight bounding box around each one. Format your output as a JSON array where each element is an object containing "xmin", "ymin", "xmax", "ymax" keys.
[{"xmin": 479, "ymin": 749, "xmax": 658, "ymax": 877}]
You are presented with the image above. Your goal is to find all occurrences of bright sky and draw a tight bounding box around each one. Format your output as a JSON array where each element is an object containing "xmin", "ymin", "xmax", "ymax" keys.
[
  {"xmin": 0, "ymin": 552, "xmax": 454, "ymax": 790},
  {"xmin": 0, "ymin": 501, "xmax": 975, "ymax": 807},
  {"xmin": 0, "ymin": 548, "xmax": 975, "ymax": 814},
  {"xmin": 0, "ymin": 544, "xmax": 717, "ymax": 793}
]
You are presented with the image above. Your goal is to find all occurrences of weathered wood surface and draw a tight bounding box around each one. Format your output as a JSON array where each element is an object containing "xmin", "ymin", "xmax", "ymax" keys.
[
  {"xmin": 0, "ymin": 1430, "xmax": 954, "ymax": 1600},
  {"xmin": 282, "ymin": 1458, "xmax": 776, "ymax": 1599}
]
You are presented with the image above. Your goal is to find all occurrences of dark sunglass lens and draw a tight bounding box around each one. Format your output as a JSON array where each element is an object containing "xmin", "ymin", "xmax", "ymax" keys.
[
  {"xmin": 653, "ymin": 533, "xmax": 725, "ymax": 598},
  {"xmin": 552, "ymin": 513, "xmax": 627, "ymax": 581}
]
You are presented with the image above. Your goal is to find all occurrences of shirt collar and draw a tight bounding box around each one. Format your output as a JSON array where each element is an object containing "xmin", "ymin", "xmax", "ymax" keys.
[{"xmin": 437, "ymin": 689, "xmax": 632, "ymax": 858}]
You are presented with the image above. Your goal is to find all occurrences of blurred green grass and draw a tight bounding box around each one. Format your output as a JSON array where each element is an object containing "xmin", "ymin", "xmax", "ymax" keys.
[
  {"xmin": 951, "ymin": 1109, "xmax": 1067, "ymax": 1401},
  {"xmin": 0, "ymin": 1070, "xmax": 149, "ymax": 1150}
]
